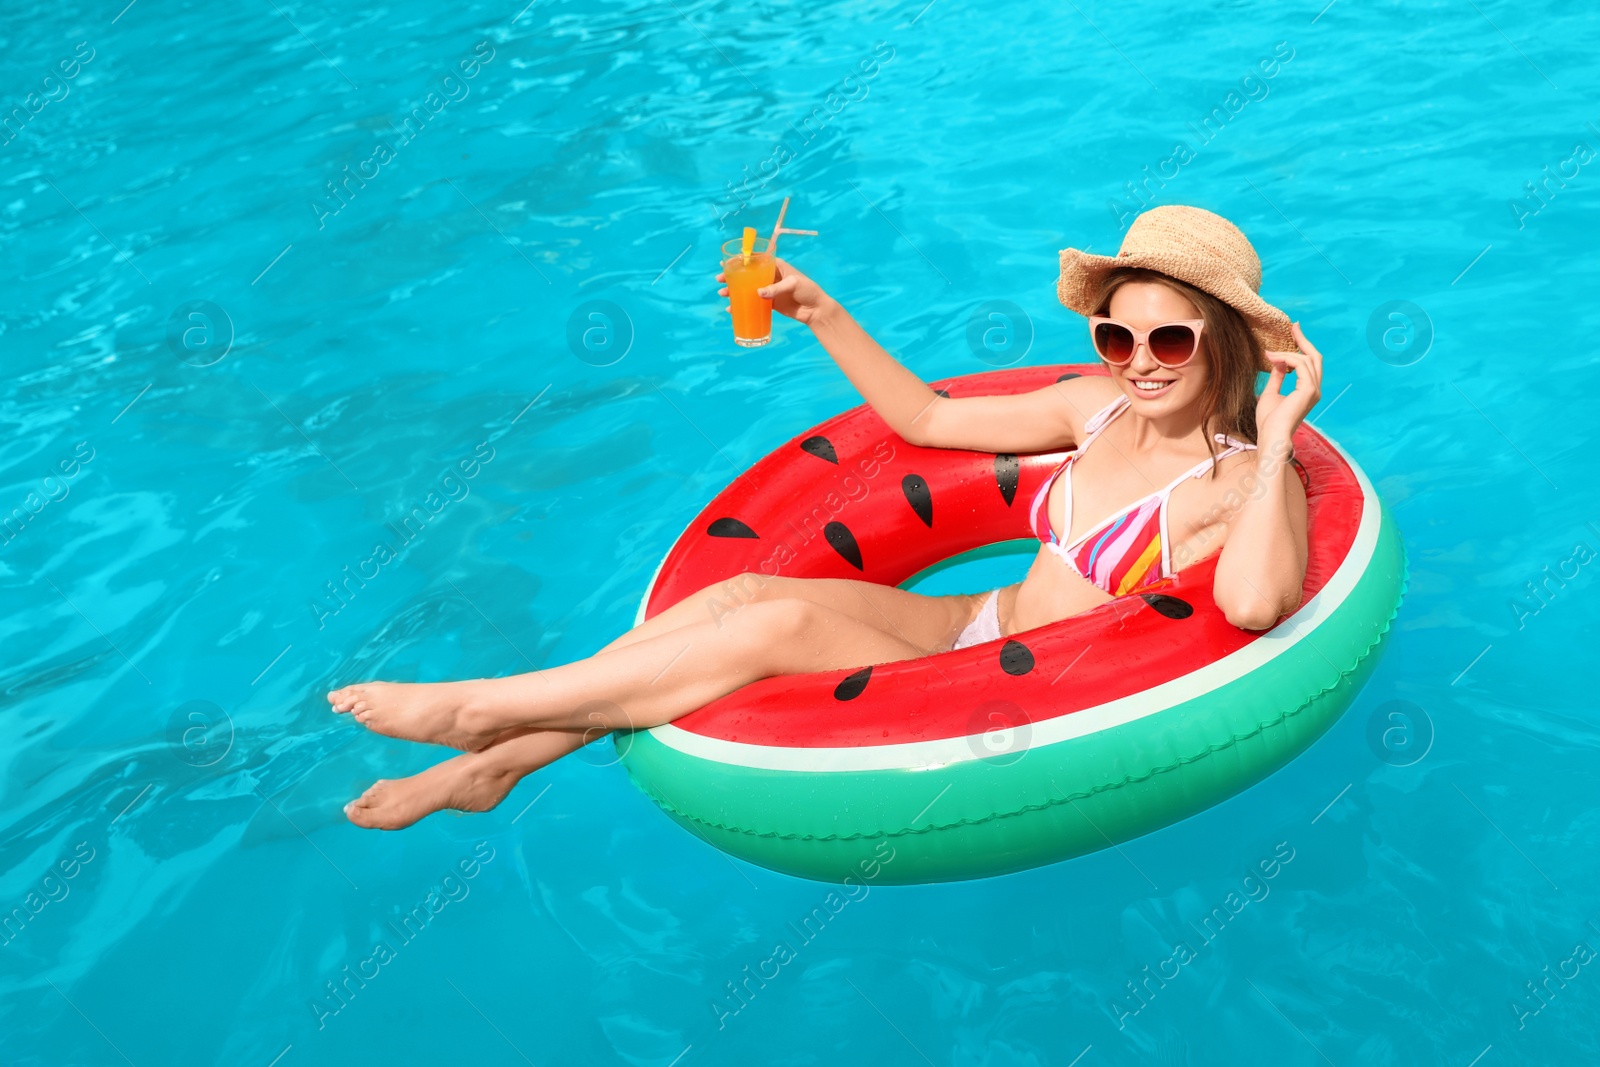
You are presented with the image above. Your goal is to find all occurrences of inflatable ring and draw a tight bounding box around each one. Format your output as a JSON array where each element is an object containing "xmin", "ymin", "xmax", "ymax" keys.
[{"xmin": 618, "ymin": 365, "xmax": 1406, "ymax": 884}]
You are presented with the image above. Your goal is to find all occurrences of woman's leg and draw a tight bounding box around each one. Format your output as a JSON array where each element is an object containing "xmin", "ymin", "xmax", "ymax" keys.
[
  {"xmin": 329, "ymin": 597, "xmax": 923, "ymax": 749},
  {"xmin": 335, "ymin": 577, "xmax": 986, "ymax": 826},
  {"xmin": 341, "ymin": 577, "xmax": 984, "ymax": 828},
  {"xmin": 599, "ymin": 572, "xmax": 980, "ymax": 656},
  {"xmin": 345, "ymin": 727, "xmax": 592, "ymax": 830}
]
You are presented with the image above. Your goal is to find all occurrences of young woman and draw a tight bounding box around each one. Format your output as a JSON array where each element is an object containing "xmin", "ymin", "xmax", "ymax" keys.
[{"xmin": 331, "ymin": 204, "xmax": 1322, "ymax": 830}]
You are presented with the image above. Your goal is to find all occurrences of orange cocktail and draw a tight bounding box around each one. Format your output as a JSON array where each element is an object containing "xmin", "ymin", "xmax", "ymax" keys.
[{"xmin": 721, "ymin": 236, "xmax": 777, "ymax": 348}]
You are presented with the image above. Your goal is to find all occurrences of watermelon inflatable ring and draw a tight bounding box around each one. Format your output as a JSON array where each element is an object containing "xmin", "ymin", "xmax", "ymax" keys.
[{"xmin": 618, "ymin": 365, "xmax": 1406, "ymax": 884}]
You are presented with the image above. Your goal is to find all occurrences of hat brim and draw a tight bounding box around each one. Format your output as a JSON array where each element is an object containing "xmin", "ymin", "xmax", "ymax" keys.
[{"xmin": 1057, "ymin": 248, "xmax": 1296, "ymax": 369}]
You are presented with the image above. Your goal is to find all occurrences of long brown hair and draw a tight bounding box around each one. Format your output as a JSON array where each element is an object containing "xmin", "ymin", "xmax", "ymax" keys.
[{"xmin": 1089, "ymin": 267, "xmax": 1263, "ymax": 477}]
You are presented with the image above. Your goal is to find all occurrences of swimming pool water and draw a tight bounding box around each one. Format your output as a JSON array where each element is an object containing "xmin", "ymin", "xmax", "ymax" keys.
[{"xmin": 3, "ymin": 0, "xmax": 1598, "ymax": 1063}]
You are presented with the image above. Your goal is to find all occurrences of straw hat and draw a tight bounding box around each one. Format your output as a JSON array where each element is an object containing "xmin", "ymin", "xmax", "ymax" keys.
[{"xmin": 1057, "ymin": 205, "xmax": 1296, "ymax": 368}]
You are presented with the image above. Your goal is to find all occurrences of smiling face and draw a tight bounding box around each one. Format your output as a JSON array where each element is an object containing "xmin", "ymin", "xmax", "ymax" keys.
[{"xmin": 1101, "ymin": 281, "xmax": 1210, "ymax": 416}]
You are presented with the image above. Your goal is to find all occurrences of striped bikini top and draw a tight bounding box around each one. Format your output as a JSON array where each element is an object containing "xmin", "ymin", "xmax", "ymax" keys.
[{"xmin": 1028, "ymin": 395, "xmax": 1257, "ymax": 597}]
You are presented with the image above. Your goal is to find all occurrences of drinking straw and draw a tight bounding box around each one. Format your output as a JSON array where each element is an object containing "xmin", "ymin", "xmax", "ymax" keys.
[
  {"xmin": 767, "ymin": 196, "xmax": 818, "ymax": 258},
  {"xmin": 768, "ymin": 198, "xmax": 790, "ymax": 253}
]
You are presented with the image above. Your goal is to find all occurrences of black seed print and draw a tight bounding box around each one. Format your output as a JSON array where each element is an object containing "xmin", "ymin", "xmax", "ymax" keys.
[
  {"xmin": 799, "ymin": 435, "xmax": 838, "ymax": 464},
  {"xmin": 834, "ymin": 666, "xmax": 872, "ymax": 700},
  {"xmin": 902, "ymin": 474, "xmax": 933, "ymax": 527},
  {"xmin": 999, "ymin": 640, "xmax": 1035, "ymax": 676},
  {"xmin": 1140, "ymin": 594, "xmax": 1194, "ymax": 619},
  {"xmin": 824, "ymin": 521, "xmax": 864, "ymax": 570},
  {"xmin": 994, "ymin": 454, "xmax": 1019, "ymax": 506},
  {"xmin": 707, "ymin": 517, "xmax": 758, "ymax": 538}
]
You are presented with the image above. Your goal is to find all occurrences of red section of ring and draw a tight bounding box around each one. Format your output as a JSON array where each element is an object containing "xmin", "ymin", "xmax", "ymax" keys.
[{"xmin": 644, "ymin": 365, "xmax": 1362, "ymax": 749}]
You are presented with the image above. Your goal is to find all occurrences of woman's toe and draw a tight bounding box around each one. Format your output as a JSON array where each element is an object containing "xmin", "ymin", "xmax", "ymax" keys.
[{"xmin": 345, "ymin": 783, "xmax": 387, "ymax": 825}]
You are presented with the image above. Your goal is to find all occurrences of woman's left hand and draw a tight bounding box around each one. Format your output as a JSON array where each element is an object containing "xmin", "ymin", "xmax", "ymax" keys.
[{"xmin": 1257, "ymin": 322, "xmax": 1323, "ymax": 449}]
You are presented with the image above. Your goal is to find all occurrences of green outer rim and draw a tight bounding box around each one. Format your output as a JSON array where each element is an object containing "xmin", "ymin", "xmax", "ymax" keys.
[{"xmin": 619, "ymin": 505, "xmax": 1406, "ymax": 885}]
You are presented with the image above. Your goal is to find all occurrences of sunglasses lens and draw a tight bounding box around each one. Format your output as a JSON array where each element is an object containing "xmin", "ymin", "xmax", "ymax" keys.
[
  {"xmin": 1094, "ymin": 322, "xmax": 1135, "ymax": 363},
  {"xmin": 1149, "ymin": 324, "xmax": 1197, "ymax": 366}
]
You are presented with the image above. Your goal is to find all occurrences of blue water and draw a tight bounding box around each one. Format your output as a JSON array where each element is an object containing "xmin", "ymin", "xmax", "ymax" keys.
[{"xmin": 3, "ymin": 0, "xmax": 1598, "ymax": 1062}]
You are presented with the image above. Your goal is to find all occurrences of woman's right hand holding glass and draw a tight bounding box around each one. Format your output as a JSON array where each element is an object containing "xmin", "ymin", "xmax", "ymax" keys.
[{"xmin": 718, "ymin": 257, "xmax": 833, "ymax": 327}]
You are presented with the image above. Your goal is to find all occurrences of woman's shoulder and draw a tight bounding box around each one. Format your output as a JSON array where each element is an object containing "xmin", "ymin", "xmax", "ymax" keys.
[{"xmin": 1053, "ymin": 375, "xmax": 1122, "ymax": 439}]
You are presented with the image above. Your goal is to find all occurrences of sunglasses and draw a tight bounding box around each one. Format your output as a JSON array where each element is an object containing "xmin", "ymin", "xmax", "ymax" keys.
[{"xmin": 1089, "ymin": 316, "xmax": 1205, "ymax": 368}]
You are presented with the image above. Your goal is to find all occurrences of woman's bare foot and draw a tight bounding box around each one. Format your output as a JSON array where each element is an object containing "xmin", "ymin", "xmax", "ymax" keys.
[
  {"xmin": 344, "ymin": 749, "xmax": 521, "ymax": 830},
  {"xmin": 327, "ymin": 680, "xmax": 500, "ymax": 751}
]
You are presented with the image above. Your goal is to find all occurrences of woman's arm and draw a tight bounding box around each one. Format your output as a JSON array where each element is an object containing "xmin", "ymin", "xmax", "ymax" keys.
[
  {"xmin": 1212, "ymin": 323, "xmax": 1321, "ymax": 630},
  {"xmin": 808, "ymin": 298, "xmax": 1086, "ymax": 452},
  {"xmin": 741, "ymin": 259, "xmax": 1093, "ymax": 453}
]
